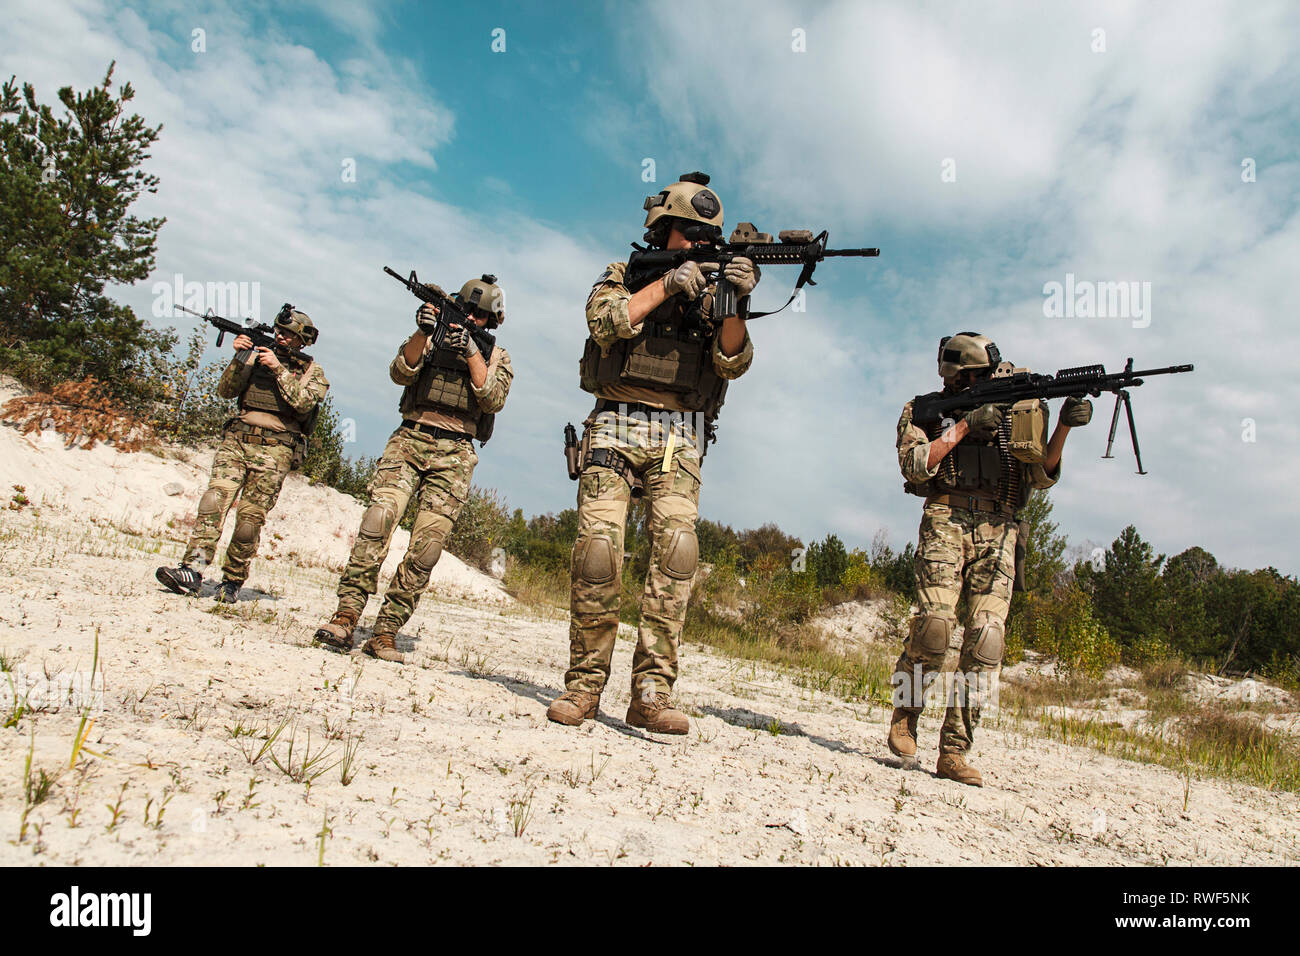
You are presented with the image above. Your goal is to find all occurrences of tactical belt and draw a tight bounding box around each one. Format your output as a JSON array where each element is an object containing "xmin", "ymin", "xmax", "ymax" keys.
[
  {"xmin": 226, "ymin": 421, "xmax": 297, "ymax": 447},
  {"xmin": 925, "ymin": 493, "xmax": 1015, "ymax": 517},
  {"xmin": 401, "ymin": 420, "xmax": 471, "ymax": 442},
  {"xmin": 595, "ymin": 399, "xmax": 692, "ymax": 425}
]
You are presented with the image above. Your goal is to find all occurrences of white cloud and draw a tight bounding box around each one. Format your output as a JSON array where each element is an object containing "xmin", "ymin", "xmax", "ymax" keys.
[{"xmin": 621, "ymin": 0, "xmax": 1300, "ymax": 572}]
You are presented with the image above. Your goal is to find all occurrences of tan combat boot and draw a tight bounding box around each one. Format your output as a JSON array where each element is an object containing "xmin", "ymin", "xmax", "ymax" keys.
[
  {"xmin": 362, "ymin": 633, "xmax": 404, "ymax": 664},
  {"xmin": 313, "ymin": 608, "xmax": 359, "ymax": 652},
  {"xmin": 546, "ymin": 691, "xmax": 600, "ymax": 726},
  {"xmin": 936, "ymin": 752, "xmax": 984, "ymax": 787},
  {"xmin": 626, "ymin": 692, "xmax": 689, "ymax": 735},
  {"xmin": 887, "ymin": 708, "xmax": 919, "ymax": 758}
]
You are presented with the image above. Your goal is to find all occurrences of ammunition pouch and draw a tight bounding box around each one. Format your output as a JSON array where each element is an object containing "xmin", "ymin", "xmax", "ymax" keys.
[{"xmin": 1007, "ymin": 399, "xmax": 1049, "ymax": 463}]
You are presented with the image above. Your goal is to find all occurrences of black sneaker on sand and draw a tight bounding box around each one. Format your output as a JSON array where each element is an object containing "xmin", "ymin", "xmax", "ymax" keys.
[{"xmin": 156, "ymin": 563, "xmax": 202, "ymax": 595}]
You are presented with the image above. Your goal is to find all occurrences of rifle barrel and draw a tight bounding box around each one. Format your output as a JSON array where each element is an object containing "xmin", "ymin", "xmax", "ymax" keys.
[
  {"xmin": 824, "ymin": 248, "xmax": 881, "ymax": 257},
  {"xmin": 1130, "ymin": 364, "xmax": 1194, "ymax": 377}
]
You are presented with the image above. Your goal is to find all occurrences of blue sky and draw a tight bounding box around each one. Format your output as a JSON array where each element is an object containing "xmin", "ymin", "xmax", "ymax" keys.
[{"xmin": 5, "ymin": 0, "xmax": 1299, "ymax": 573}]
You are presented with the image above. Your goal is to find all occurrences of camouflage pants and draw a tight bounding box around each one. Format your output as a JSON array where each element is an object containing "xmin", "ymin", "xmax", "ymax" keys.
[
  {"xmin": 893, "ymin": 503, "xmax": 1017, "ymax": 754},
  {"xmin": 183, "ymin": 432, "xmax": 294, "ymax": 584},
  {"xmin": 566, "ymin": 409, "xmax": 703, "ymax": 700},
  {"xmin": 335, "ymin": 426, "xmax": 476, "ymax": 636}
]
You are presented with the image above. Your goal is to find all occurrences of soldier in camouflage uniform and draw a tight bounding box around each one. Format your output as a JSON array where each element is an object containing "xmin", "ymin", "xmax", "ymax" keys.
[
  {"xmin": 546, "ymin": 172, "xmax": 760, "ymax": 735},
  {"xmin": 890, "ymin": 332, "xmax": 1092, "ymax": 785},
  {"xmin": 156, "ymin": 306, "xmax": 328, "ymax": 603},
  {"xmin": 313, "ymin": 275, "xmax": 512, "ymax": 663}
]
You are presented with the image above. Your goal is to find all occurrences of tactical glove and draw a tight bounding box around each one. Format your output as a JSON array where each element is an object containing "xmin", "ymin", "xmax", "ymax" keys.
[
  {"xmin": 1061, "ymin": 396, "xmax": 1092, "ymax": 427},
  {"xmin": 963, "ymin": 404, "xmax": 1004, "ymax": 441},
  {"xmin": 443, "ymin": 324, "xmax": 475, "ymax": 357},
  {"xmin": 416, "ymin": 303, "xmax": 440, "ymax": 334},
  {"xmin": 662, "ymin": 261, "xmax": 706, "ymax": 300},
  {"xmin": 722, "ymin": 257, "xmax": 760, "ymax": 297}
]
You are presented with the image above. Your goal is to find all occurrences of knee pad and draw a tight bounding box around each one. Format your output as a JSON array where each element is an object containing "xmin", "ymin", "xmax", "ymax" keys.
[
  {"xmin": 197, "ymin": 489, "xmax": 223, "ymax": 516},
  {"xmin": 911, "ymin": 614, "xmax": 954, "ymax": 657},
  {"xmin": 658, "ymin": 528, "xmax": 698, "ymax": 581},
  {"xmin": 411, "ymin": 537, "xmax": 444, "ymax": 574},
  {"xmin": 359, "ymin": 504, "xmax": 393, "ymax": 540},
  {"xmin": 231, "ymin": 515, "xmax": 261, "ymax": 546},
  {"xmin": 575, "ymin": 534, "xmax": 618, "ymax": 586},
  {"xmin": 970, "ymin": 620, "xmax": 1005, "ymax": 668}
]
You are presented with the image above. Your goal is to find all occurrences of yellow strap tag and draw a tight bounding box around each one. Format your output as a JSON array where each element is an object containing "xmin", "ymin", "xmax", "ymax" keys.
[{"xmin": 661, "ymin": 427, "xmax": 676, "ymax": 473}]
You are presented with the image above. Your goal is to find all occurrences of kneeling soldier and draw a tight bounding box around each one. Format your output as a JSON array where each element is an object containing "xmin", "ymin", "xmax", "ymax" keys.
[
  {"xmin": 313, "ymin": 275, "xmax": 512, "ymax": 662},
  {"xmin": 156, "ymin": 306, "xmax": 327, "ymax": 602},
  {"xmin": 891, "ymin": 332, "xmax": 1091, "ymax": 785}
]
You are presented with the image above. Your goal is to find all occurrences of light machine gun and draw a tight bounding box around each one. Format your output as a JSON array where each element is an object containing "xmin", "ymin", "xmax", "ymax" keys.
[{"xmin": 911, "ymin": 359, "xmax": 1195, "ymax": 474}]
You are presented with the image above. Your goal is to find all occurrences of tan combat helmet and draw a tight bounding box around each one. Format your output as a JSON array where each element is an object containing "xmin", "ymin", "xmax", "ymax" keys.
[
  {"xmin": 456, "ymin": 274, "xmax": 505, "ymax": 327},
  {"xmin": 643, "ymin": 171, "xmax": 724, "ymax": 246},
  {"xmin": 938, "ymin": 332, "xmax": 1001, "ymax": 379},
  {"xmin": 275, "ymin": 304, "xmax": 318, "ymax": 346}
]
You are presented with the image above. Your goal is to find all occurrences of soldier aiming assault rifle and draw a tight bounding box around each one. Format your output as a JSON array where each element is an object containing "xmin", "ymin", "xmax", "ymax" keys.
[
  {"xmin": 911, "ymin": 358, "xmax": 1195, "ymax": 474},
  {"xmin": 383, "ymin": 266, "xmax": 496, "ymax": 361},
  {"xmin": 177, "ymin": 303, "xmax": 314, "ymax": 362},
  {"xmin": 622, "ymin": 223, "xmax": 881, "ymax": 323}
]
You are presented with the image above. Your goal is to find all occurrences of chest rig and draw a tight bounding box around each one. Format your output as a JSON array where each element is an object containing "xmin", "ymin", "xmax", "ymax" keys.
[
  {"xmin": 905, "ymin": 415, "xmax": 1029, "ymax": 511},
  {"xmin": 238, "ymin": 355, "xmax": 313, "ymax": 432},
  {"xmin": 579, "ymin": 291, "xmax": 728, "ymax": 420},
  {"xmin": 401, "ymin": 346, "xmax": 495, "ymax": 442}
]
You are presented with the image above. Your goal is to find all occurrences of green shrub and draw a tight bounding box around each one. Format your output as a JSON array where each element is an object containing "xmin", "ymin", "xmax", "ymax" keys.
[
  {"xmin": 445, "ymin": 485, "xmax": 513, "ymax": 571},
  {"xmin": 1011, "ymin": 586, "xmax": 1120, "ymax": 679}
]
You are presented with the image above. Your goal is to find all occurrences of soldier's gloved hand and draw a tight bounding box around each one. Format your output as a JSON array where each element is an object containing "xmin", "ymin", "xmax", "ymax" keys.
[
  {"xmin": 1061, "ymin": 396, "xmax": 1092, "ymax": 427},
  {"xmin": 722, "ymin": 257, "xmax": 760, "ymax": 297},
  {"xmin": 443, "ymin": 324, "xmax": 475, "ymax": 357},
  {"xmin": 416, "ymin": 303, "xmax": 440, "ymax": 335},
  {"xmin": 662, "ymin": 261, "xmax": 706, "ymax": 300},
  {"xmin": 963, "ymin": 404, "xmax": 1004, "ymax": 441}
]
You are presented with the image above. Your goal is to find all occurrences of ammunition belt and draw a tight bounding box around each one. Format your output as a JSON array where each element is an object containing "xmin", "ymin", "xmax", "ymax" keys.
[
  {"xmin": 226, "ymin": 421, "xmax": 297, "ymax": 447},
  {"xmin": 925, "ymin": 493, "xmax": 1015, "ymax": 518},
  {"xmin": 401, "ymin": 420, "xmax": 471, "ymax": 442}
]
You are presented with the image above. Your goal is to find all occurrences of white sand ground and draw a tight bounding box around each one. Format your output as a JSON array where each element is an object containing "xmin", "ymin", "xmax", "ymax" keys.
[{"xmin": 0, "ymin": 394, "xmax": 1297, "ymax": 865}]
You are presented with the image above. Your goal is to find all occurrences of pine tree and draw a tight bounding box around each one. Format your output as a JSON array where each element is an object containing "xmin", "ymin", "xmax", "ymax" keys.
[{"xmin": 0, "ymin": 63, "xmax": 168, "ymax": 409}]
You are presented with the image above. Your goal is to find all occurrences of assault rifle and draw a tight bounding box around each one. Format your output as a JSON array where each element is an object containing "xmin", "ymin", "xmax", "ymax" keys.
[
  {"xmin": 383, "ymin": 266, "xmax": 496, "ymax": 360},
  {"xmin": 177, "ymin": 304, "xmax": 312, "ymax": 362},
  {"xmin": 623, "ymin": 223, "xmax": 880, "ymax": 321},
  {"xmin": 911, "ymin": 359, "xmax": 1194, "ymax": 474}
]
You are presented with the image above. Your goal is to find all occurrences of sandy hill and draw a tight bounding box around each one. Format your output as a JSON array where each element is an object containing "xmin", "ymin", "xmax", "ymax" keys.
[{"xmin": 0, "ymin": 388, "xmax": 1295, "ymax": 866}]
